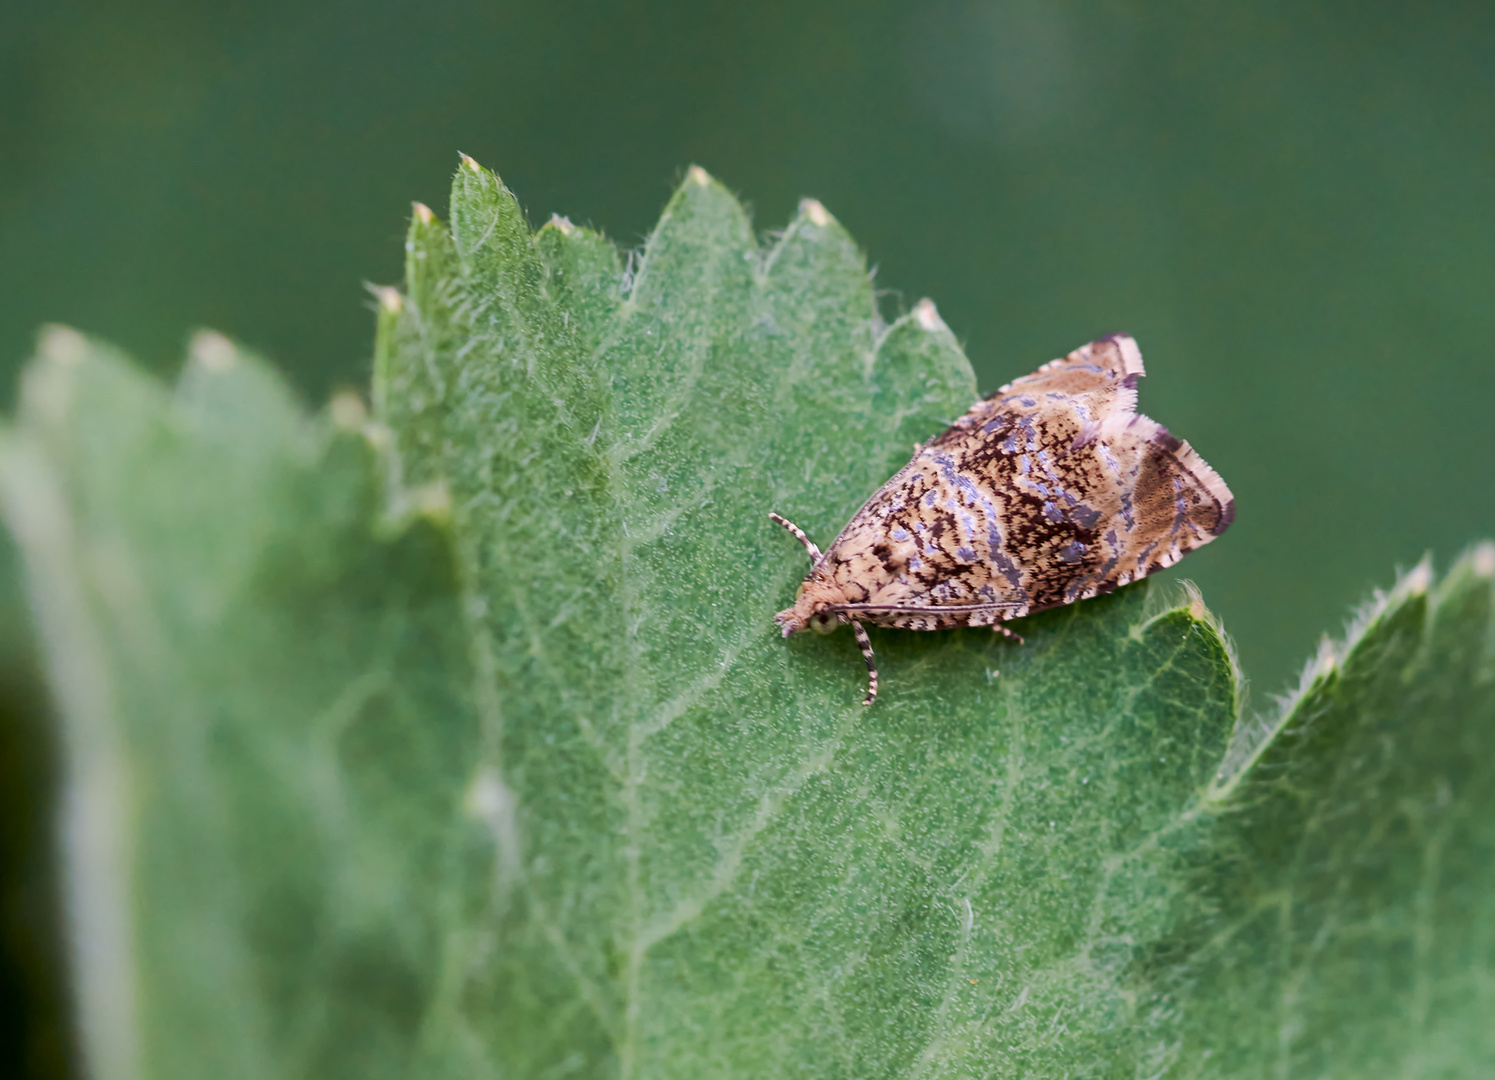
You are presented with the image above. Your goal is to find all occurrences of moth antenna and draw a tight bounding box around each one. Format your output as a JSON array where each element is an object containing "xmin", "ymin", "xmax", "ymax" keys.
[
  {"xmin": 851, "ymin": 619, "xmax": 879, "ymax": 706},
  {"xmin": 768, "ymin": 512, "xmax": 823, "ymax": 563},
  {"xmin": 992, "ymin": 624, "xmax": 1025, "ymax": 645}
]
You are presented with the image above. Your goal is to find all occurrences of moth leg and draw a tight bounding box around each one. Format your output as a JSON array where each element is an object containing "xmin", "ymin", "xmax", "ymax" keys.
[
  {"xmin": 992, "ymin": 624, "xmax": 1025, "ymax": 645},
  {"xmin": 851, "ymin": 619, "xmax": 879, "ymax": 706},
  {"xmin": 768, "ymin": 512, "xmax": 823, "ymax": 563}
]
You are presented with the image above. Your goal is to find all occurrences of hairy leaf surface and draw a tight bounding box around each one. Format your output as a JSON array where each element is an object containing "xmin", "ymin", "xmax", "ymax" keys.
[{"xmin": 1, "ymin": 164, "xmax": 1491, "ymax": 1079}]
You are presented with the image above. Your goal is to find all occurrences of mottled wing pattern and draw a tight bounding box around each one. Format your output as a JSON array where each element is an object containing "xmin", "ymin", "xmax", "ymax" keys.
[
  {"xmin": 800, "ymin": 334, "xmax": 1233, "ymax": 630},
  {"xmin": 992, "ymin": 331, "xmax": 1146, "ymax": 413}
]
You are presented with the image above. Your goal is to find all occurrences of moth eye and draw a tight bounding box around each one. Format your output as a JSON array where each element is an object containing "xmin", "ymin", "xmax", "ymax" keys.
[{"xmin": 809, "ymin": 611, "xmax": 838, "ymax": 635}]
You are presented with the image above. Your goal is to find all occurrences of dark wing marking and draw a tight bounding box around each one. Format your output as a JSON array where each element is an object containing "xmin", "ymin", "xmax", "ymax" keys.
[
  {"xmin": 1126, "ymin": 420, "xmax": 1236, "ymax": 543},
  {"xmin": 1026, "ymin": 410, "xmax": 1235, "ymax": 606}
]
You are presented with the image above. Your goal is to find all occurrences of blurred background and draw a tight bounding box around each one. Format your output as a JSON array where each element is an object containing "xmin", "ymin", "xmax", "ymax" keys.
[{"xmin": 3, "ymin": 1, "xmax": 1493, "ymax": 1073}]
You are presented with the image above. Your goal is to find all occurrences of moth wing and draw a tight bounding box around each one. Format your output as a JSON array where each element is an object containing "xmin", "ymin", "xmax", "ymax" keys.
[
  {"xmin": 828, "ymin": 602, "xmax": 1027, "ymax": 631},
  {"xmin": 809, "ymin": 333, "xmax": 1233, "ymax": 628},
  {"xmin": 988, "ymin": 333, "xmax": 1145, "ymax": 419},
  {"xmin": 1099, "ymin": 413, "xmax": 1235, "ymax": 572}
]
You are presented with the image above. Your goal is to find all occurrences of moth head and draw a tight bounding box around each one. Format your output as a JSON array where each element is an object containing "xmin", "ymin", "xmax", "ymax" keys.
[
  {"xmin": 774, "ymin": 580, "xmax": 846, "ymax": 638},
  {"xmin": 773, "ymin": 604, "xmax": 841, "ymax": 638},
  {"xmin": 794, "ymin": 582, "xmax": 844, "ymax": 635}
]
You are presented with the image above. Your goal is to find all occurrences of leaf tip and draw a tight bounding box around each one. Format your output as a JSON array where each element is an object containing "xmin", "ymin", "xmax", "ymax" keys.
[
  {"xmin": 799, "ymin": 198, "xmax": 833, "ymax": 227},
  {"xmin": 1336, "ymin": 554, "xmax": 1433, "ymax": 660},
  {"xmin": 1276, "ymin": 633, "xmax": 1337, "ymax": 721},
  {"xmin": 1309, "ymin": 633, "xmax": 1337, "ymax": 680},
  {"xmin": 458, "ymin": 151, "xmax": 483, "ymax": 173},
  {"xmin": 545, "ymin": 212, "xmax": 577, "ymax": 236},
  {"xmin": 1400, "ymin": 556, "xmax": 1434, "ymax": 597},
  {"xmin": 329, "ymin": 391, "xmax": 367, "ymax": 431},
  {"xmin": 372, "ymin": 285, "xmax": 403, "ymax": 314},
  {"xmin": 1472, "ymin": 541, "xmax": 1495, "ymax": 579},
  {"xmin": 38, "ymin": 324, "xmax": 88, "ymax": 367},
  {"xmin": 914, "ymin": 298, "xmax": 947, "ymax": 333},
  {"xmin": 187, "ymin": 330, "xmax": 238, "ymax": 373},
  {"xmin": 686, "ymin": 164, "xmax": 713, "ymax": 187},
  {"xmin": 412, "ymin": 201, "xmax": 434, "ymax": 225}
]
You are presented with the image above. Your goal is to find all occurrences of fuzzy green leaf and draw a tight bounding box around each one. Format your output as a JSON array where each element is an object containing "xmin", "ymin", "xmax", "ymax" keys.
[
  {"xmin": 2, "ymin": 164, "xmax": 1492, "ymax": 1079},
  {"xmin": 0, "ymin": 328, "xmax": 485, "ymax": 1080},
  {"xmin": 1158, "ymin": 551, "xmax": 1495, "ymax": 1077}
]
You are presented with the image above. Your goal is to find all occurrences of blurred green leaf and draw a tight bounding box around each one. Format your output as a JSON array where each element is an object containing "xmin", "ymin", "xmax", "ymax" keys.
[
  {"xmin": 0, "ymin": 328, "xmax": 484, "ymax": 1080},
  {"xmin": 1158, "ymin": 551, "xmax": 1495, "ymax": 1077},
  {"xmin": 1, "ymin": 164, "xmax": 1491, "ymax": 1079}
]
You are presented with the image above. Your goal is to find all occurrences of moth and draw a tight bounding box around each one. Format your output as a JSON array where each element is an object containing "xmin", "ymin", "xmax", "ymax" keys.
[{"xmin": 771, "ymin": 333, "xmax": 1234, "ymax": 705}]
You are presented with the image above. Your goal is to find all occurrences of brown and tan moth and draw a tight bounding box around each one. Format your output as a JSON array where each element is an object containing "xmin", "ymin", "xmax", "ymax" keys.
[{"xmin": 771, "ymin": 332, "xmax": 1234, "ymax": 705}]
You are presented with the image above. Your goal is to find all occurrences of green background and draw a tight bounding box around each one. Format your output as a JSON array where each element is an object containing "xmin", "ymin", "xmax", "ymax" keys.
[{"xmin": 3, "ymin": 1, "xmax": 1494, "ymax": 1074}]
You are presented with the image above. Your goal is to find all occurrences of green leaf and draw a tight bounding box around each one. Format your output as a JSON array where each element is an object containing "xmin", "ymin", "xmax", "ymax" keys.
[
  {"xmin": 2, "ymin": 163, "xmax": 1492, "ymax": 1079},
  {"xmin": 0, "ymin": 328, "xmax": 485, "ymax": 1080},
  {"xmin": 1158, "ymin": 550, "xmax": 1495, "ymax": 1077}
]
